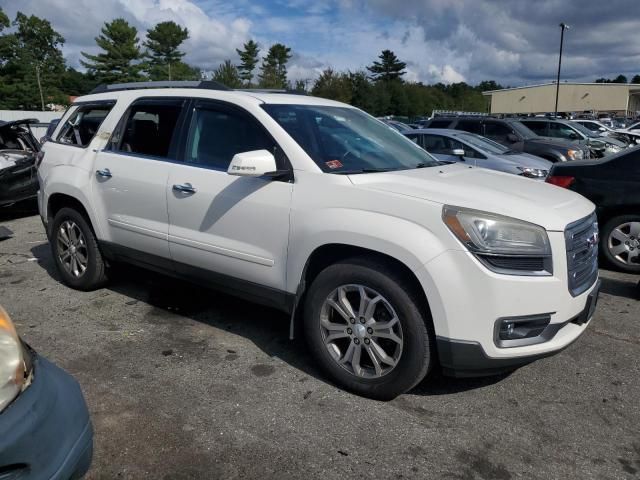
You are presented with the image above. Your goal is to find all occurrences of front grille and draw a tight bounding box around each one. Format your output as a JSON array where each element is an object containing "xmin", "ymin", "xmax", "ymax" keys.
[
  {"xmin": 481, "ymin": 255, "xmax": 546, "ymax": 272},
  {"xmin": 565, "ymin": 213, "xmax": 599, "ymax": 297}
]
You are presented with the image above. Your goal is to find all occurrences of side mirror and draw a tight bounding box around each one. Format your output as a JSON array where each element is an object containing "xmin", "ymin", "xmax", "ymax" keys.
[
  {"xmin": 569, "ymin": 132, "xmax": 580, "ymax": 140},
  {"xmin": 598, "ymin": 127, "xmax": 606, "ymax": 131},
  {"xmin": 227, "ymin": 150, "xmax": 278, "ymax": 177},
  {"xmin": 452, "ymin": 148, "xmax": 465, "ymax": 157},
  {"xmin": 506, "ymin": 133, "xmax": 519, "ymax": 143}
]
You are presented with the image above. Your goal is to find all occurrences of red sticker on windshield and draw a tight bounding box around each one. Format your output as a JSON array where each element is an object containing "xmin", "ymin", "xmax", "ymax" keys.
[{"xmin": 325, "ymin": 160, "xmax": 343, "ymax": 169}]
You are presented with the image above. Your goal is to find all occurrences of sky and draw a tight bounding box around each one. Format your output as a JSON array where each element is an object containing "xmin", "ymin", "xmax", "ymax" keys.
[{"xmin": 1, "ymin": 0, "xmax": 639, "ymax": 86}]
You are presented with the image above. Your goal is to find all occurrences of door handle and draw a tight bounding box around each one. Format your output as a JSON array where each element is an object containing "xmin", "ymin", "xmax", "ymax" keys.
[
  {"xmin": 96, "ymin": 168, "xmax": 112, "ymax": 178},
  {"xmin": 172, "ymin": 183, "xmax": 197, "ymax": 194}
]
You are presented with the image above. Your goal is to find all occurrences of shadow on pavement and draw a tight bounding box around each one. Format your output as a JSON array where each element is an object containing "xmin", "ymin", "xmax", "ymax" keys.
[
  {"xmin": 30, "ymin": 242, "xmax": 509, "ymax": 399},
  {"xmin": 600, "ymin": 275, "xmax": 640, "ymax": 301}
]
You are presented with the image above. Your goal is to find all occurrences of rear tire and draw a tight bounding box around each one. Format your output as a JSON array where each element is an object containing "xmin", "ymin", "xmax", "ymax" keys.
[
  {"xmin": 600, "ymin": 214, "xmax": 640, "ymax": 273},
  {"xmin": 50, "ymin": 207, "xmax": 108, "ymax": 290},
  {"xmin": 304, "ymin": 257, "xmax": 434, "ymax": 400}
]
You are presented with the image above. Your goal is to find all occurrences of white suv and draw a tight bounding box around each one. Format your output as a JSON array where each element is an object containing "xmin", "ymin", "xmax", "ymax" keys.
[{"xmin": 37, "ymin": 81, "xmax": 600, "ymax": 399}]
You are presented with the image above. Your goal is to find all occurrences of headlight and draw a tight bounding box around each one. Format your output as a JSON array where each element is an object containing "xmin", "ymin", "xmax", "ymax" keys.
[
  {"xmin": 0, "ymin": 306, "xmax": 29, "ymax": 412},
  {"xmin": 567, "ymin": 149, "xmax": 583, "ymax": 160},
  {"xmin": 442, "ymin": 206, "xmax": 552, "ymax": 275},
  {"xmin": 517, "ymin": 167, "xmax": 548, "ymax": 179}
]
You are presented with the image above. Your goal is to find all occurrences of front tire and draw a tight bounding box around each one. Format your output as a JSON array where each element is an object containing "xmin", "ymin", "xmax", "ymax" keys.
[
  {"xmin": 304, "ymin": 258, "xmax": 434, "ymax": 400},
  {"xmin": 601, "ymin": 215, "xmax": 640, "ymax": 273},
  {"xmin": 50, "ymin": 207, "xmax": 108, "ymax": 290}
]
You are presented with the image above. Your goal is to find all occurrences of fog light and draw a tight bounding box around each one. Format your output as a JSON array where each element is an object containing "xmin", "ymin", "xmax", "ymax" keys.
[{"xmin": 495, "ymin": 314, "xmax": 552, "ymax": 347}]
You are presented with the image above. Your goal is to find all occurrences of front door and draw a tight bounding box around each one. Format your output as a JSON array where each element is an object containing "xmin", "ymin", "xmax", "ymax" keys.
[{"xmin": 167, "ymin": 100, "xmax": 293, "ymax": 304}]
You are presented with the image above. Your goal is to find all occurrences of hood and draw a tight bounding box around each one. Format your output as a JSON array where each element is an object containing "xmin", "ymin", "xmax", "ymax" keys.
[
  {"xmin": 0, "ymin": 150, "xmax": 34, "ymax": 171},
  {"xmin": 598, "ymin": 136, "xmax": 626, "ymax": 148},
  {"xmin": 347, "ymin": 163, "xmax": 594, "ymax": 231},
  {"xmin": 497, "ymin": 152, "xmax": 552, "ymax": 170}
]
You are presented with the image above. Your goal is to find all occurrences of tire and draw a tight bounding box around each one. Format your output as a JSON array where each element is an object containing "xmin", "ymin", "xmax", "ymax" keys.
[
  {"xmin": 600, "ymin": 214, "xmax": 640, "ymax": 274},
  {"xmin": 50, "ymin": 207, "xmax": 108, "ymax": 290},
  {"xmin": 304, "ymin": 257, "xmax": 434, "ymax": 400}
]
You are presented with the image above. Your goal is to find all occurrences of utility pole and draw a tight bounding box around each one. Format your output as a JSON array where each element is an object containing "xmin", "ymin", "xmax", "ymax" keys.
[
  {"xmin": 554, "ymin": 23, "xmax": 569, "ymax": 117},
  {"xmin": 35, "ymin": 64, "xmax": 45, "ymax": 111}
]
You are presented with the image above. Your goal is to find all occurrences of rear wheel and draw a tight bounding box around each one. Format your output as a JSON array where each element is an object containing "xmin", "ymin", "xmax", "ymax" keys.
[
  {"xmin": 51, "ymin": 207, "xmax": 108, "ymax": 290},
  {"xmin": 304, "ymin": 258, "xmax": 434, "ymax": 400},
  {"xmin": 601, "ymin": 215, "xmax": 640, "ymax": 273}
]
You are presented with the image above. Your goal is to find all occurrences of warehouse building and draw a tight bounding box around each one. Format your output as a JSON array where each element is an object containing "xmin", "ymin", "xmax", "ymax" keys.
[{"xmin": 482, "ymin": 82, "xmax": 640, "ymax": 116}]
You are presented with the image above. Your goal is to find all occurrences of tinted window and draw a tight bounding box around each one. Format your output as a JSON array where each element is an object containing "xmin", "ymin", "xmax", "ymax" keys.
[
  {"xmin": 483, "ymin": 122, "xmax": 515, "ymax": 142},
  {"xmin": 456, "ymin": 120, "xmax": 482, "ymax": 134},
  {"xmin": 263, "ymin": 104, "xmax": 439, "ymax": 173},
  {"xmin": 578, "ymin": 121, "xmax": 600, "ymax": 132},
  {"xmin": 520, "ymin": 121, "xmax": 547, "ymax": 136},
  {"xmin": 185, "ymin": 106, "xmax": 274, "ymax": 170},
  {"xmin": 112, "ymin": 101, "xmax": 183, "ymax": 158},
  {"xmin": 427, "ymin": 119, "xmax": 452, "ymax": 128},
  {"xmin": 57, "ymin": 104, "xmax": 113, "ymax": 147},
  {"xmin": 549, "ymin": 122, "xmax": 581, "ymax": 139}
]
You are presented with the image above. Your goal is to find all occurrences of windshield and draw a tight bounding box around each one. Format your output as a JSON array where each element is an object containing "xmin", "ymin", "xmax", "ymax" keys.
[
  {"xmin": 454, "ymin": 132, "xmax": 509, "ymax": 154},
  {"xmin": 570, "ymin": 121, "xmax": 600, "ymax": 138},
  {"xmin": 510, "ymin": 121, "xmax": 537, "ymax": 139},
  {"xmin": 262, "ymin": 105, "xmax": 439, "ymax": 173}
]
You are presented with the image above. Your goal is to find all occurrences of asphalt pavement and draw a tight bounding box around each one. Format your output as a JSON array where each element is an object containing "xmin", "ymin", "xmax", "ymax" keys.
[{"xmin": 1, "ymin": 202, "xmax": 639, "ymax": 479}]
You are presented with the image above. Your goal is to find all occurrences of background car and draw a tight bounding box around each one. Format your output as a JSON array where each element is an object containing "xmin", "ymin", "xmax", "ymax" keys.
[
  {"xmin": 421, "ymin": 116, "xmax": 590, "ymax": 163},
  {"xmin": 546, "ymin": 146, "xmax": 640, "ymax": 273},
  {"xmin": 404, "ymin": 128, "xmax": 551, "ymax": 179},
  {"xmin": 573, "ymin": 119, "xmax": 640, "ymax": 145},
  {"xmin": 0, "ymin": 305, "xmax": 93, "ymax": 478},
  {"xmin": 378, "ymin": 118, "xmax": 414, "ymax": 132},
  {"xmin": 519, "ymin": 118, "xmax": 627, "ymax": 157},
  {"xmin": 0, "ymin": 119, "xmax": 41, "ymax": 207}
]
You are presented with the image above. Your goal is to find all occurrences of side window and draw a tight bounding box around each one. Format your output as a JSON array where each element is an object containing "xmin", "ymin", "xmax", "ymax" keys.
[
  {"xmin": 405, "ymin": 133, "xmax": 420, "ymax": 145},
  {"xmin": 112, "ymin": 100, "xmax": 183, "ymax": 158},
  {"xmin": 456, "ymin": 120, "xmax": 482, "ymax": 134},
  {"xmin": 549, "ymin": 122, "xmax": 579, "ymax": 139},
  {"xmin": 580, "ymin": 122, "xmax": 599, "ymax": 132},
  {"xmin": 484, "ymin": 122, "xmax": 515, "ymax": 142},
  {"xmin": 422, "ymin": 135, "xmax": 450, "ymax": 153},
  {"xmin": 521, "ymin": 121, "xmax": 547, "ymax": 136},
  {"xmin": 185, "ymin": 106, "xmax": 275, "ymax": 170},
  {"xmin": 427, "ymin": 119, "xmax": 452, "ymax": 128},
  {"xmin": 57, "ymin": 104, "xmax": 113, "ymax": 147}
]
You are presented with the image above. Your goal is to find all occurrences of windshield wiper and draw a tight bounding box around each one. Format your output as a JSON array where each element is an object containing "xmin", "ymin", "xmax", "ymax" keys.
[{"xmin": 331, "ymin": 167, "xmax": 401, "ymax": 174}]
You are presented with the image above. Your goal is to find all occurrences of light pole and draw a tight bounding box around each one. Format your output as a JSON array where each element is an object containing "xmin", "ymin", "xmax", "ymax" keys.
[{"xmin": 554, "ymin": 22, "xmax": 569, "ymax": 117}]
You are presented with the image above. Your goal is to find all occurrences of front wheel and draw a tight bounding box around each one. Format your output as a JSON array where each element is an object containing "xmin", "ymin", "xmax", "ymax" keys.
[
  {"xmin": 304, "ymin": 258, "xmax": 434, "ymax": 400},
  {"xmin": 601, "ymin": 215, "xmax": 640, "ymax": 273}
]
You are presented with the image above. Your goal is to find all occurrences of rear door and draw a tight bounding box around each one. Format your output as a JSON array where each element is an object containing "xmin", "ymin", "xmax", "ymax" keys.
[
  {"xmin": 91, "ymin": 97, "xmax": 186, "ymax": 265},
  {"xmin": 166, "ymin": 99, "xmax": 293, "ymax": 301}
]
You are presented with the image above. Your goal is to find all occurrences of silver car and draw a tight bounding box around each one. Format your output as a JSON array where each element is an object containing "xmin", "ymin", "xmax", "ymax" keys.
[{"xmin": 405, "ymin": 129, "xmax": 552, "ymax": 179}]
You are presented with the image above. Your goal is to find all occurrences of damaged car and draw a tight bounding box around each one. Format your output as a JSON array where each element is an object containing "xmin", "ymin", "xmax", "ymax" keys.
[
  {"xmin": 0, "ymin": 119, "xmax": 41, "ymax": 207},
  {"xmin": 0, "ymin": 305, "xmax": 93, "ymax": 478}
]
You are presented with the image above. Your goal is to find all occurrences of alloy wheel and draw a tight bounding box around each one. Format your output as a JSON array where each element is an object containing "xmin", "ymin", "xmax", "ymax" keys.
[
  {"xmin": 319, "ymin": 284, "xmax": 403, "ymax": 379},
  {"xmin": 607, "ymin": 221, "xmax": 640, "ymax": 266},
  {"xmin": 57, "ymin": 220, "xmax": 89, "ymax": 278}
]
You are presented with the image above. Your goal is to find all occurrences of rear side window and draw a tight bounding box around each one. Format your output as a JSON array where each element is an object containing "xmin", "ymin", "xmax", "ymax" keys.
[
  {"xmin": 456, "ymin": 120, "xmax": 482, "ymax": 134},
  {"xmin": 427, "ymin": 119, "xmax": 452, "ymax": 128},
  {"xmin": 57, "ymin": 104, "xmax": 113, "ymax": 147},
  {"xmin": 111, "ymin": 99, "xmax": 183, "ymax": 158},
  {"xmin": 185, "ymin": 105, "xmax": 274, "ymax": 170}
]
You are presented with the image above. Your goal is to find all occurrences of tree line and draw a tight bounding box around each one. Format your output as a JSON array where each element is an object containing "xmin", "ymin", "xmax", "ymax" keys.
[{"xmin": 0, "ymin": 8, "xmax": 503, "ymax": 117}]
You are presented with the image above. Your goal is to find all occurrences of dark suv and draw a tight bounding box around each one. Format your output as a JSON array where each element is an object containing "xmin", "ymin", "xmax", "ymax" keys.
[{"xmin": 423, "ymin": 117, "xmax": 590, "ymax": 163}]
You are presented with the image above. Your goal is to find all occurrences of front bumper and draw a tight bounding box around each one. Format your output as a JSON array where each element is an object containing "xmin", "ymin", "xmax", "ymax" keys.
[
  {"xmin": 415, "ymin": 230, "xmax": 599, "ymax": 377},
  {"xmin": 0, "ymin": 353, "xmax": 93, "ymax": 480}
]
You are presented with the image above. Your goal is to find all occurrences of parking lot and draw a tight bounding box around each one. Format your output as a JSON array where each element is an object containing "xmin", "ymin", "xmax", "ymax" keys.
[{"xmin": 1, "ymin": 203, "xmax": 639, "ymax": 479}]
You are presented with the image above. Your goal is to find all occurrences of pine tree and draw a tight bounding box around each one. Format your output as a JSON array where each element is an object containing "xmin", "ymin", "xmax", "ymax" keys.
[
  {"xmin": 236, "ymin": 40, "xmax": 260, "ymax": 86},
  {"xmin": 258, "ymin": 43, "xmax": 292, "ymax": 89},
  {"xmin": 144, "ymin": 21, "xmax": 189, "ymax": 81},
  {"xmin": 367, "ymin": 50, "xmax": 407, "ymax": 82},
  {"xmin": 212, "ymin": 60, "xmax": 242, "ymax": 88},
  {"xmin": 81, "ymin": 18, "xmax": 143, "ymax": 83}
]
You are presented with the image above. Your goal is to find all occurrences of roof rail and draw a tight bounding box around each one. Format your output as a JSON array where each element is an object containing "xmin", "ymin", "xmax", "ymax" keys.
[
  {"xmin": 234, "ymin": 88, "xmax": 309, "ymax": 96},
  {"xmin": 89, "ymin": 80, "xmax": 231, "ymax": 95},
  {"xmin": 431, "ymin": 109, "xmax": 487, "ymax": 118}
]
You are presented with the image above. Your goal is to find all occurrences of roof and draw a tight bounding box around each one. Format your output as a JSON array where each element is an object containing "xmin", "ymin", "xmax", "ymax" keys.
[{"xmin": 482, "ymin": 82, "xmax": 640, "ymax": 95}]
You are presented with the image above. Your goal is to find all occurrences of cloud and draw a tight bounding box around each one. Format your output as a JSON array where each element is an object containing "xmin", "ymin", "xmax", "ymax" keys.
[{"xmin": 1, "ymin": 0, "xmax": 639, "ymax": 86}]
